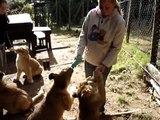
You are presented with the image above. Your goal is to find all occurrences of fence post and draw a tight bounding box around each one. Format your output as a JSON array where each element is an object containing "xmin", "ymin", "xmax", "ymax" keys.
[
  {"xmin": 150, "ymin": 0, "xmax": 160, "ymax": 66},
  {"xmin": 126, "ymin": 0, "xmax": 132, "ymax": 43},
  {"xmin": 68, "ymin": 0, "xmax": 71, "ymax": 30}
]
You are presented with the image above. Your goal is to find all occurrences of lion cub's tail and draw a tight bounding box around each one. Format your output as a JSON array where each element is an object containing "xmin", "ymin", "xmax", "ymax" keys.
[{"xmin": 32, "ymin": 89, "xmax": 45, "ymax": 106}]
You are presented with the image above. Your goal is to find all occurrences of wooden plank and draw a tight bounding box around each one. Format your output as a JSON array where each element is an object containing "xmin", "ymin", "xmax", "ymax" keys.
[
  {"xmin": 146, "ymin": 63, "xmax": 160, "ymax": 84},
  {"xmin": 32, "ymin": 27, "xmax": 51, "ymax": 32},
  {"xmin": 105, "ymin": 109, "xmax": 141, "ymax": 116},
  {"xmin": 34, "ymin": 32, "xmax": 45, "ymax": 38},
  {"xmin": 150, "ymin": 79, "xmax": 160, "ymax": 96}
]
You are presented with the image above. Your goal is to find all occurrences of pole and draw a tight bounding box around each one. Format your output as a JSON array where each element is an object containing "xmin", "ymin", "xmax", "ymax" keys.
[
  {"xmin": 150, "ymin": 0, "xmax": 160, "ymax": 66},
  {"xmin": 68, "ymin": 0, "xmax": 71, "ymax": 30},
  {"xmin": 126, "ymin": 0, "xmax": 132, "ymax": 43},
  {"xmin": 56, "ymin": 0, "xmax": 58, "ymax": 26}
]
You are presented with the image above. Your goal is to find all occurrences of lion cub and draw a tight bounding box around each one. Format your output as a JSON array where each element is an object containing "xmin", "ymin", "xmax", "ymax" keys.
[
  {"xmin": 73, "ymin": 69, "xmax": 105, "ymax": 120},
  {"xmin": 14, "ymin": 47, "xmax": 43, "ymax": 84},
  {"xmin": 27, "ymin": 67, "xmax": 74, "ymax": 120},
  {"xmin": 0, "ymin": 71, "xmax": 44, "ymax": 115}
]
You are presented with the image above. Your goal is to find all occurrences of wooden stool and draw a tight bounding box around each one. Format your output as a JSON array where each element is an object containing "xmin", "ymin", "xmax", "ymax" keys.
[
  {"xmin": 34, "ymin": 31, "xmax": 45, "ymax": 46},
  {"xmin": 33, "ymin": 27, "xmax": 52, "ymax": 49}
]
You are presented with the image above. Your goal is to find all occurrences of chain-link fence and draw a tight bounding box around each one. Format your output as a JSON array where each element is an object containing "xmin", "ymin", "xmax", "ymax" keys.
[
  {"xmin": 120, "ymin": 0, "xmax": 160, "ymax": 69},
  {"xmin": 123, "ymin": 0, "xmax": 154, "ymax": 38}
]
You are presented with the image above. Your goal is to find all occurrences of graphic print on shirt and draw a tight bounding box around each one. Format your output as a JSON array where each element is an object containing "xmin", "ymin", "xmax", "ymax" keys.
[{"xmin": 88, "ymin": 24, "xmax": 107, "ymax": 45}]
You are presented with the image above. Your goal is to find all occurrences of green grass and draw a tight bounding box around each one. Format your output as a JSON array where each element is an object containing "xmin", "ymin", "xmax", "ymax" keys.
[
  {"xmin": 112, "ymin": 40, "xmax": 150, "ymax": 76},
  {"xmin": 52, "ymin": 26, "xmax": 81, "ymax": 37},
  {"xmin": 117, "ymin": 96, "xmax": 129, "ymax": 105}
]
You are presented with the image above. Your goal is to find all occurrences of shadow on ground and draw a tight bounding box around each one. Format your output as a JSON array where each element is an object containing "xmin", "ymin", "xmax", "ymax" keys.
[{"xmin": 6, "ymin": 51, "xmax": 17, "ymax": 75}]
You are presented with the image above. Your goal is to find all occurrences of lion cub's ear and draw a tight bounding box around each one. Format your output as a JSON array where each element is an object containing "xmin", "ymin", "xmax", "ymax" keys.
[{"xmin": 48, "ymin": 73, "xmax": 58, "ymax": 80}]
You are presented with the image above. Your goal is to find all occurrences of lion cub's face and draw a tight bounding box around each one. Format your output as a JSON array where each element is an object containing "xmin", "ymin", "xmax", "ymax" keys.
[
  {"xmin": 73, "ymin": 69, "xmax": 104, "ymax": 101},
  {"xmin": 73, "ymin": 76, "xmax": 99, "ymax": 99},
  {"xmin": 49, "ymin": 67, "xmax": 73, "ymax": 89},
  {"xmin": 15, "ymin": 47, "xmax": 29, "ymax": 56}
]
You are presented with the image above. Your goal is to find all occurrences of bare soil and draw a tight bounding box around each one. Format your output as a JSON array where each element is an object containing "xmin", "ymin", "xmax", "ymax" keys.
[{"xmin": 2, "ymin": 33, "xmax": 160, "ymax": 120}]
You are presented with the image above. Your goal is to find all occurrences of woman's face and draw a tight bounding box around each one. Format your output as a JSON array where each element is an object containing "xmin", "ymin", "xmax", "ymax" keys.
[
  {"xmin": 98, "ymin": 0, "xmax": 115, "ymax": 16},
  {"xmin": 0, "ymin": 2, "xmax": 9, "ymax": 15}
]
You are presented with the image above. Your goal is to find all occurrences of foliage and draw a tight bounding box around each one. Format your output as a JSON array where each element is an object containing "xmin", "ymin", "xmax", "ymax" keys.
[
  {"xmin": 53, "ymin": 26, "xmax": 81, "ymax": 37},
  {"xmin": 22, "ymin": 3, "xmax": 33, "ymax": 15},
  {"xmin": 117, "ymin": 96, "xmax": 129, "ymax": 105},
  {"xmin": 9, "ymin": 0, "xmax": 25, "ymax": 2},
  {"xmin": 8, "ymin": 1, "xmax": 24, "ymax": 14},
  {"xmin": 8, "ymin": 1, "xmax": 34, "ymax": 19},
  {"xmin": 112, "ymin": 39, "xmax": 150, "ymax": 77}
]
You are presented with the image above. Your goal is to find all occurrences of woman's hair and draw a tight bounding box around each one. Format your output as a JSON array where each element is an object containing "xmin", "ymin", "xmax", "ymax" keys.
[
  {"xmin": 97, "ymin": 0, "xmax": 122, "ymax": 15},
  {"xmin": 115, "ymin": 0, "xmax": 122, "ymax": 15},
  {"xmin": 97, "ymin": 0, "xmax": 116, "ymax": 4}
]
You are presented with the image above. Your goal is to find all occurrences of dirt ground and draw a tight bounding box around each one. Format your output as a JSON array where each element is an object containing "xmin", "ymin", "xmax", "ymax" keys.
[{"xmin": 2, "ymin": 33, "xmax": 160, "ymax": 120}]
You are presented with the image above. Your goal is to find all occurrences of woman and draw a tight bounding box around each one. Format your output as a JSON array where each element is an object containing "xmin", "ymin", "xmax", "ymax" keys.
[
  {"xmin": 75, "ymin": 0, "xmax": 126, "ymax": 114},
  {"xmin": 0, "ymin": 0, "xmax": 13, "ymax": 72}
]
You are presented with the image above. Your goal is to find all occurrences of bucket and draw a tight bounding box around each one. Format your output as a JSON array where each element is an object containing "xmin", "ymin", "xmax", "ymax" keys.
[{"xmin": 43, "ymin": 60, "xmax": 50, "ymax": 70}]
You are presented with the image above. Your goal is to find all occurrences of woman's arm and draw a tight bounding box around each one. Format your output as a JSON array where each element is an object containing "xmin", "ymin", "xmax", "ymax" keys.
[
  {"xmin": 102, "ymin": 22, "xmax": 126, "ymax": 67},
  {"xmin": 75, "ymin": 11, "xmax": 91, "ymax": 56}
]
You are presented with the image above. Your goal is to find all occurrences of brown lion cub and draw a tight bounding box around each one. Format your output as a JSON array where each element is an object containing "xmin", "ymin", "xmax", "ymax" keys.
[
  {"xmin": 27, "ymin": 67, "xmax": 74, "ymax": 120},
  {"xmin": 14, "ymin": 47, "xmax": 43, "ymax": 84},
  {"xmin": 73, "ymin": 69, "xmax": 105, "ymax": 120},
  {"xmin": 0, "ymin": 71, "xmax": 44, "ymax": 115}
]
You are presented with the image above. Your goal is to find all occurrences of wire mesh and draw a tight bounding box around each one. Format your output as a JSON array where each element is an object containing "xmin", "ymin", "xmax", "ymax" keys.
[{"xmin": 120, "ymin": 0, "xmax": 160, "ymax": 69}]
